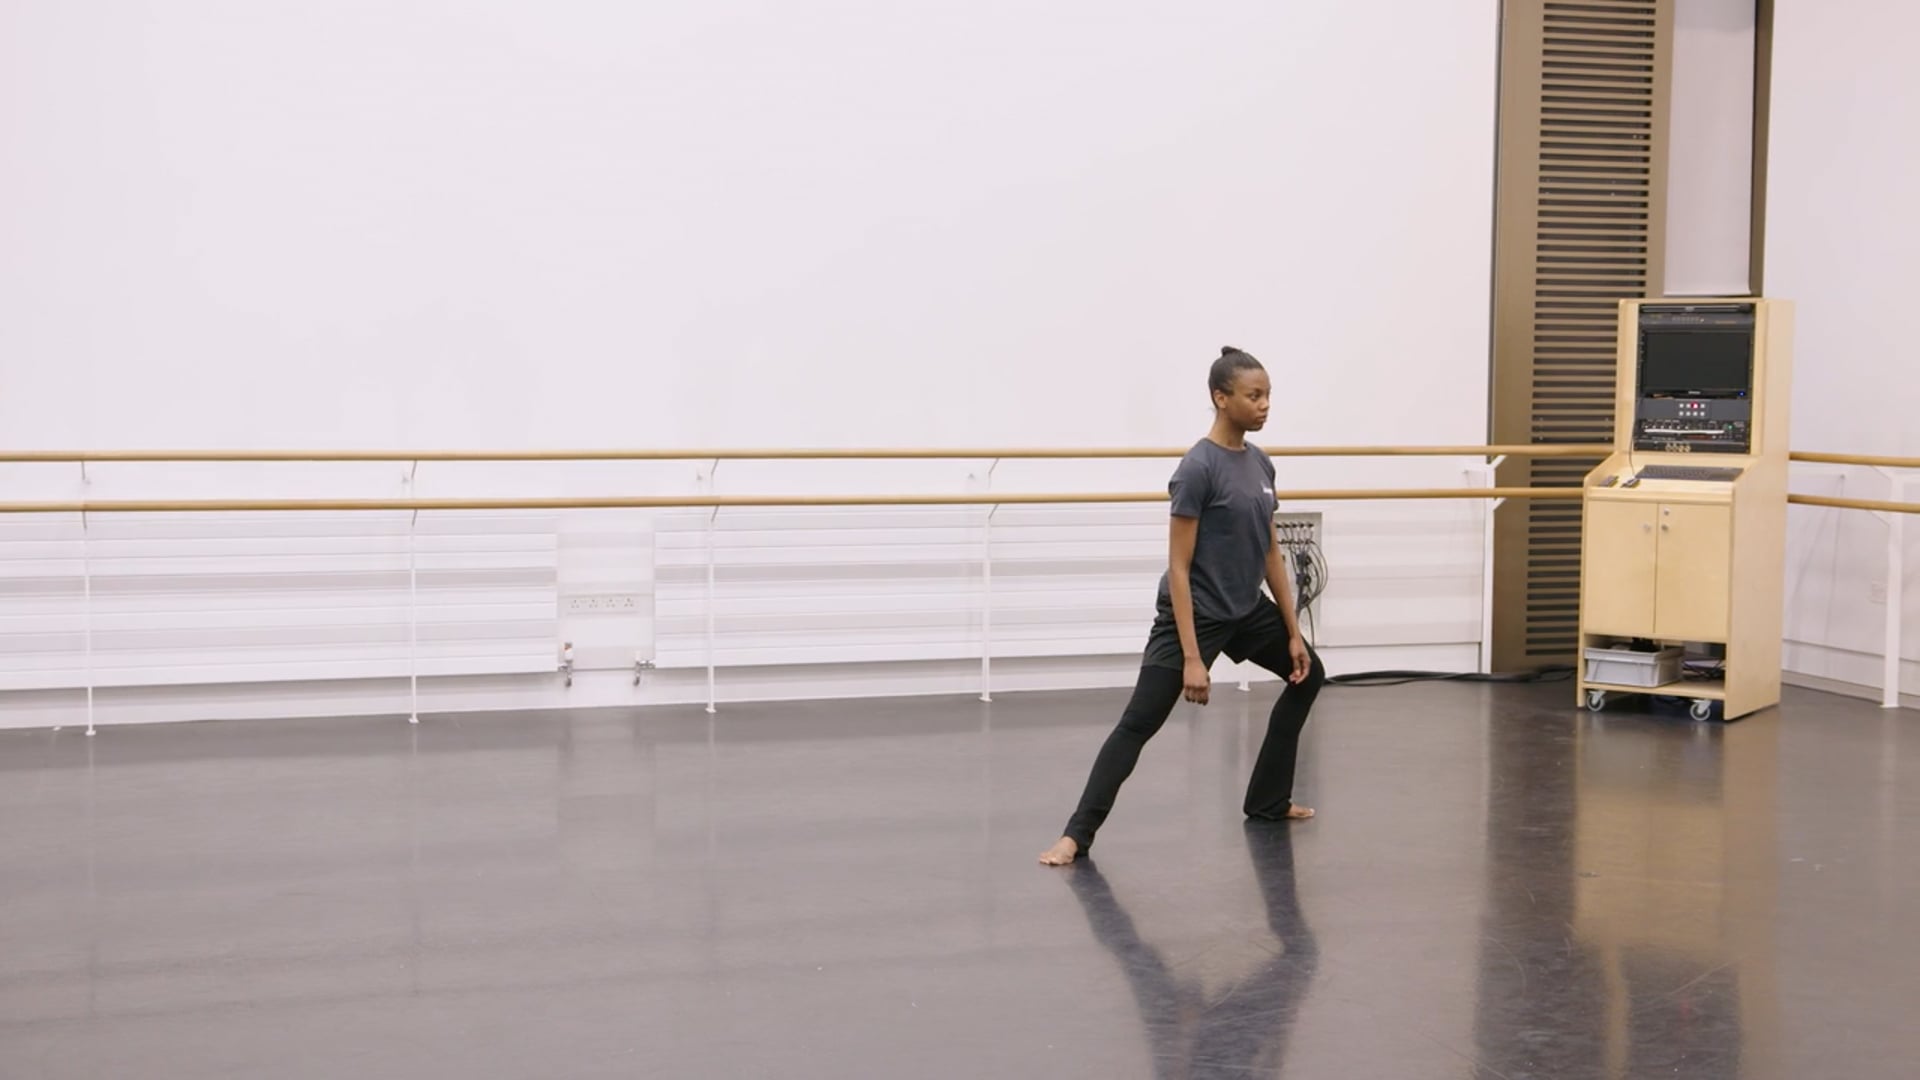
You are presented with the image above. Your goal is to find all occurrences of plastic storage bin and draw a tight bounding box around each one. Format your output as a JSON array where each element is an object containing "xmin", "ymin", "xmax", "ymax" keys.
[{"xmin": 1583, "ymin": 645, "xmax": 1682, "ymax": 687}]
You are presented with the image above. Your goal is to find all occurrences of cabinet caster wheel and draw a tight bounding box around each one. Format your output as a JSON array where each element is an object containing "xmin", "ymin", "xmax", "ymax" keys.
[
  {"xmin": 1689, "ymin": 700, "xmax": 1715, "ymax": 722},
  {"xmin": 1586, "ymin": 690, "xmax": 1607, "ymax": 712}
]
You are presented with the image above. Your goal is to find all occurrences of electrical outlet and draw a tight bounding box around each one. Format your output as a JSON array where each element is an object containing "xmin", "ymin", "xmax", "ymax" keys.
[
  {"xmin": 1274, "ymin": 511, "xmax": 1327, "ymax": 622},
  {"xmin": 1870, "ymin": 580, "xmax": 1888, "ymax": 604},
  {"xmin": 563, "ymin": 593, "xmax": 644, "ymax": 615},
  {"xmin": 1274, "ymin": 511, "xmax": 1322, "ymax": 548}
]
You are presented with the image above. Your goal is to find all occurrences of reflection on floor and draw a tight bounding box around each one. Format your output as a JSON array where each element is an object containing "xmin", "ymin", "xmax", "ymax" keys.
[{"xmin": 1, "ymin": 681, "xmax": 1915, "ymax": 1078}]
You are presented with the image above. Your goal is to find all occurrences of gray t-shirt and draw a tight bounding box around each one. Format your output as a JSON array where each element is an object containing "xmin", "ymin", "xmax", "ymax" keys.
[{"xmin": 1155, "ymin": 439, "xmax": 1277, "ymax": 623}]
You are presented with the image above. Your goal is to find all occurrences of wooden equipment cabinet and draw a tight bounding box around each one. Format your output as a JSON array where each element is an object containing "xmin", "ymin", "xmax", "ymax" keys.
[{"xmin": 1577, "ymin": 298, "xmax": 1793, "ymax": 721}]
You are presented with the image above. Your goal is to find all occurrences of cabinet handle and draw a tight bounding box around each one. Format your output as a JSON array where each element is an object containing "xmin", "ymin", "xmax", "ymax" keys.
[
  {"xmin": 1661, "ymin": 524, "xmax": 1670, "ymax": 532},
  {"xmin": 1642, "ymin": 523, "xmax": 1652, "ymax": 532}
]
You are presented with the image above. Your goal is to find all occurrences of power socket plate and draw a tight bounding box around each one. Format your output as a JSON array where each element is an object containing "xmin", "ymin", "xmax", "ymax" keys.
[
  {"xmin": 563, "ymin": 593, "xmax": 645, "ymax": 615},
  {"xmin": 1274, "ymin": 511, "xmax": 1322, "ymax": 547}
]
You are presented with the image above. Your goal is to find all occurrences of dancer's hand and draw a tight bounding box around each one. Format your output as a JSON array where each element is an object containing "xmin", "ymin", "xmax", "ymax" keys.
[
  {"xmin": 1183, "ymin": 658, "xmax": 1211, "ymax": 705},
  {"xmin": 1288, "ymin": 638, "xmax": 1311, "ymax": 684}
]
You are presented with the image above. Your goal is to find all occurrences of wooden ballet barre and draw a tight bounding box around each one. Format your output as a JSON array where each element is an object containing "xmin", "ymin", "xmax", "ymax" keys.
[
  {"xmin": 13, "ymin": 447, "xmax": 1911, "ymax": 469},
  {"xmin": 0, "ymin": 487, "xmax": 1584, "ymax": 514},
  {"xmin": 1788, "ymin": 494, "xmax": 1920, "ymax": 515},
  {"xmin": 0, "ymin": 444, "xmax": 1615, "ymax": 464},
  {"xmin": 1789, "ymin": 451, "xmax": 1920, "ymax": 470}
]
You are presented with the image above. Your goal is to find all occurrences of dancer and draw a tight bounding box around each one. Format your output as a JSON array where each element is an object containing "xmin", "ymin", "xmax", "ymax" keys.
[{"xmin": 1039, "ymin": 347, "xmax": 1325, "ymax": 866}]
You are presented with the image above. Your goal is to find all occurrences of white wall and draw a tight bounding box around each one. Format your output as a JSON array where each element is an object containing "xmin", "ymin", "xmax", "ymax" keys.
[
  {"xmin": 1765, "ymin": 2, "xmax": 1920, "ymax": 702},
  {"xmin": 1665, "ymin": 0, "xmax": 1756, "ymax": 297},
  {"xmin": 0, "ymin": 3, "xmax": 1502, "ymax": 726}
]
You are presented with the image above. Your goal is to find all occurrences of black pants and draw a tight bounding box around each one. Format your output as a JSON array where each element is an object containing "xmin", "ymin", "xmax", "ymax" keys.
[{"xmin": 1062, "ymin": 612, "xmax": 1325, "ymax": 854}]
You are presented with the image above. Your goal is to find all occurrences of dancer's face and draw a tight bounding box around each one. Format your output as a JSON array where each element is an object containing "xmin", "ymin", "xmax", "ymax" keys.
[{"xmin": 1212, "ymin": 368, "xmax": 1271, "ymax": 432}]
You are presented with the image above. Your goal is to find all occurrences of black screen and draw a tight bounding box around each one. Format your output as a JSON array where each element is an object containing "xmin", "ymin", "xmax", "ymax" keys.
[{"xmin": 1639, "ymin": 331, "xmax": 1751, "ymax": 396}]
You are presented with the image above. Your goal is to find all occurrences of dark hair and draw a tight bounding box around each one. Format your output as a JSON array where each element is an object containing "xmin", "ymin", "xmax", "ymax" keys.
[{"xmin": 1209, "ymin": 346, "xmax": 1264, "ymax": 403}]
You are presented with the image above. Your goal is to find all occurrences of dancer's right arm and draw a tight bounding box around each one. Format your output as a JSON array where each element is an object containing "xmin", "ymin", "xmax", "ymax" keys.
[{"xmin": 1168, "ymin": 515, "xmax": 1208, "ymax": 704}]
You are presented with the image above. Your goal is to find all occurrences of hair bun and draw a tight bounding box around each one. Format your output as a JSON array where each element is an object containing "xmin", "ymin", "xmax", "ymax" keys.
[{"xmin": 1220, "ymin": 345, "xmax": 1239, "ymax": 357}]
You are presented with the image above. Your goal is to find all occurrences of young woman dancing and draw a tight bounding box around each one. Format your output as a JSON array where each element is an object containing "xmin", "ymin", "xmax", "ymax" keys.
[{"xmin": 1039, "ymin": 347, "xmax": 1326, "ymax": 866}]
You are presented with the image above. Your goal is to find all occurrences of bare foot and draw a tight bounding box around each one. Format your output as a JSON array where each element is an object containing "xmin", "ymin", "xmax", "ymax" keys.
[
  {"xmin": 1248, "ymin": 805, "xmax": 1315, "ymax": 823},
  {"xmin": 1038, "ymin": 836, "xmax": 1080, "ymax": 865}
]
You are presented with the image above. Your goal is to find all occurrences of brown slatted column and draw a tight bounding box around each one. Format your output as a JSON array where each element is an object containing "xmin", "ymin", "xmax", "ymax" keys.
[{"xmin": 1491, "ymin": 0, "xmax": 1673, "ymax": 672}]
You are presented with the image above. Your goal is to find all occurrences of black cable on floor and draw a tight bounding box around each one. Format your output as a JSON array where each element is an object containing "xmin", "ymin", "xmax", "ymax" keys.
[
  {"xmin": 1326, "ymin": 666, "xmax": 1575, "ymax": 687},
  {"xmin": 1279, "ymin": 532, "xmax": 1574, "ymax": 688}
]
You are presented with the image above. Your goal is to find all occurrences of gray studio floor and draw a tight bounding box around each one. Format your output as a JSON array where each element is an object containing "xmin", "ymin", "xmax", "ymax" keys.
[{"xmin": 3, "ymin": 678, "xmax": 1917, "ymax": 1079}]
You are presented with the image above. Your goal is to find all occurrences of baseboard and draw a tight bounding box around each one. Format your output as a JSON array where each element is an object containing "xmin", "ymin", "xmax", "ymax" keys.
[
  {"xmin": 1781, "ymin": 638, "xmax": 1919, "ymax": 711},
  {"xmin": 1781, "ymin": 670, "xmax": 1920, "ymax": 711},
  {"xmin": 0, "ymin": 642, "xmax": 1481, "ymax": 731}
]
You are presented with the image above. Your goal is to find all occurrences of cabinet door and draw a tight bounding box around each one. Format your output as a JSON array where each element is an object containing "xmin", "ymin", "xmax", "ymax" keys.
[
  {"xmin": 1653, "ymin": 503, "xmax": 1732, "ymax": 641},
  {"xmin": 1581, "ymin": 501, "xmax": 1658, "ymax": 635}
]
